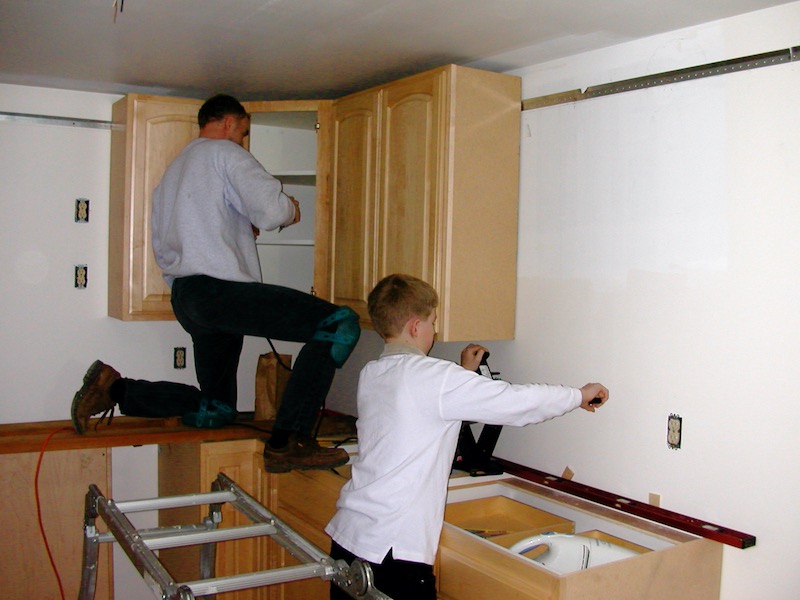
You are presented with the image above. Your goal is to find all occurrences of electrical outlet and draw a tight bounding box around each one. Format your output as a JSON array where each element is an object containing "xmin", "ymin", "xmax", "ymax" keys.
[
  {"xmin": 174, "ymin": 347, "xmax": 187, "ymax": 369},
  {"xmin": 74, "ymin": 264, "xmax": 88, "ymax": 288},
  {"xmin": 75, "ymin": 198, "xmax": 90, "ymax": 222},
  {"xmin": 667, "ymin": 413, "xmax": 682, "ymax": 449}
]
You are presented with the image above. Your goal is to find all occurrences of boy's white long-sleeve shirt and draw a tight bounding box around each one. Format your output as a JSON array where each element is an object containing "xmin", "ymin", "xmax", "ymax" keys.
[
  {"xmin": 151, "ymin": 137, "xmax": 296, "ymax": 286},
  {"xmin": 325, "ymin": 343, "xmax": 582, "ymax": 566}
]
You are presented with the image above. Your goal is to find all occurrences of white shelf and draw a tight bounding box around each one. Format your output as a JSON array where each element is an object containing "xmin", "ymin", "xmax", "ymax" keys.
[
  {"xmin": 273, "ymin": 171, "xmax": 315, "ymax": 186},
  {"xmin": 256, "ymin": 239, "xmax": 315, "ymax": 246}
]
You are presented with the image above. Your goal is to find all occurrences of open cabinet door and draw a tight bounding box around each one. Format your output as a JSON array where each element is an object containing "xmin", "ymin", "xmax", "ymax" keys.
[{"xmin": 242, "ymin": 100, "xmax": 334, "ymax": 301}]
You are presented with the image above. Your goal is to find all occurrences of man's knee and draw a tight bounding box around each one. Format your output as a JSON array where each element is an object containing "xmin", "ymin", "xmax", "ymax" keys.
[{"xmin": 312, "ymin": 306, "xmax": 361, "ymax": 367}]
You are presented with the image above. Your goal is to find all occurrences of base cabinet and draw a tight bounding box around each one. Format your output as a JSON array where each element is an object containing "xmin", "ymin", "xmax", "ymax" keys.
[
  {"xmin": 439, "ymin": 479, "xmax": 723, "ymax": 600},
  {"xmin": 161, "ymin": 443, "xmax": 724, "ymax": 600},
  {"xmin": 264, "ymin": 467, "xmax": 350, "ymax": 600},
  {"xmin": 159, "ymin": 438, "xmax": 348, "ymax": 600}
]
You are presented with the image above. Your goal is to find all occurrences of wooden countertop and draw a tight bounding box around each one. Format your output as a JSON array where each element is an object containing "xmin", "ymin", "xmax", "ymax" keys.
[
  {"xmin": 0, "ymin": 410, "xmax": 358, "ymax": 454},
  {"xmin": 0, "ymin": 416, "xmax": 275, "ymax": 454}
]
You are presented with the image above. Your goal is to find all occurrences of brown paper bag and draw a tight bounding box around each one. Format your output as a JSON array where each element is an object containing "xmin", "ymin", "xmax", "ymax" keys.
[{"xmin": 254, "ymin": 352, "xmax": 292, "ymax": 420}]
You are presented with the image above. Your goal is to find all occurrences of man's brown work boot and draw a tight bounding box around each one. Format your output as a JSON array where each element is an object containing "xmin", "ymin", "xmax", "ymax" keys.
[
  {"xmin": 71, "ymin": 360, "xmax": 121, "ymax": 434},
  {"xmin": 263, "ymin": 433, "xmax": 349, "ymax": 473}
]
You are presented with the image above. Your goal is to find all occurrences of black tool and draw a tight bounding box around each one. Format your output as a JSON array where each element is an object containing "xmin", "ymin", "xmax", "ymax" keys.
[{"xmin": 452, "ymin": 351, "xmax": 504, "ymax": 477}]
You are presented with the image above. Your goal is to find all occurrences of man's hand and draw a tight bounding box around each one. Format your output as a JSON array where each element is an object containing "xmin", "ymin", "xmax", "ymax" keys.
[
  {"xmin": 288, "ymin": 196, "xmax": 301, "ymax": 225},
  {"xmin": 279, "ymin": 196, "xmax": 301, "ymax": 232}
]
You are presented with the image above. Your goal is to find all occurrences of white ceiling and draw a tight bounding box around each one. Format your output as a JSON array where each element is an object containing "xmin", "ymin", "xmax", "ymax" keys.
[{"xmin": 0, "ymin": 0, "xmax": 793, "ymax": 101}]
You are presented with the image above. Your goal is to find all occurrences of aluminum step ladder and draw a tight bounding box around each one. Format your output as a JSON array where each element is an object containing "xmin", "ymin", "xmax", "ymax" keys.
[{"xmin": 78, "ymin": 471, "xmax": 390, "ymax": 600}]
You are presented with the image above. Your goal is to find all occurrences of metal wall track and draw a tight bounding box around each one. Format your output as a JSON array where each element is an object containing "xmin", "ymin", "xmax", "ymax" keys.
[
  {"xmin": 522, "ymin": 44, "xmax": 799, "ymax": 111},
  {"xmin": 0, "ymin": 111, "xmax": 117, "ymax": 130}
]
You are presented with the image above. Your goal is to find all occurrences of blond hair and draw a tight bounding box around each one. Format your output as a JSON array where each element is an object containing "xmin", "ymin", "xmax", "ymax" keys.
[{"xmin": 368, "ymin": 274, "xmax": 439, "ymax": 339}]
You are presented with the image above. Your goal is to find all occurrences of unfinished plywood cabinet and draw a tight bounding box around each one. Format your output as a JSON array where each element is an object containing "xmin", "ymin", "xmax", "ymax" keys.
[
  {"xmin": 325, "ymin": 65, "xmax": 521, "ymax": 341},
  {"xmin": 157, "ymin": 436, "xmax": 736, "ymax": 600},
  {"xmin": 0, "ymin": 447, "xmax": 112, "ymax": 599},
  {"xmin": 439, "ymin": 478, "xmax": 724, "ymax": 600}
]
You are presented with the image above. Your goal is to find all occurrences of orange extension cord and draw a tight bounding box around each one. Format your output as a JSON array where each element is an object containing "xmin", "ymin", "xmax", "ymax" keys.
[{"xmin": 35, "ymin": 426, "xmax": 70, "ymax": 600}]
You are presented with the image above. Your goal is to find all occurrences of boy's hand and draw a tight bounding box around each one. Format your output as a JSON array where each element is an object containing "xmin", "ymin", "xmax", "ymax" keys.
[
  {"xmin": 460, "ymin": 344, "xmax": 488, "ymax": 371},
  {"xmin": 579, "ymin": 383, "xmax": 609, "ymax": 412}
]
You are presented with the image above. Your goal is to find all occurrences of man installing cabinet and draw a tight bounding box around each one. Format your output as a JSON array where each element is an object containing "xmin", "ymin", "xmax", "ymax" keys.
[{"xmin": 71, "ymin": 94, "xmax": 359, "ymax": 473}]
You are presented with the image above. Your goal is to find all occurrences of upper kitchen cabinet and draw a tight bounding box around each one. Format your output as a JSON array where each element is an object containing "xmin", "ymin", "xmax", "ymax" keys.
[
  {"xmin": 108, "ymin": 95, "xmax": 201, "ymax": 320},
  {"xmin": 323, "ymin": 65, "xmax": 521, "ymax": 341},
  {"xmin": 108, "ymin": 96, "xmax": 332, "ymax": 320}
]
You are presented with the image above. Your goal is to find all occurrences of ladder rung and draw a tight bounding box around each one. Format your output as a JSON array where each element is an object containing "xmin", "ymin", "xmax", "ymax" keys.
[
  {"xmin": 97, "ymin": 523, "xmax": 278, "ymax": 550},
  {"xmin": 184, "ymin": 562, "xmax": 331, "ymax": 596},
  {"xmin": 115, "ymin": 490, "xmax": 237, "ymax": 513}
]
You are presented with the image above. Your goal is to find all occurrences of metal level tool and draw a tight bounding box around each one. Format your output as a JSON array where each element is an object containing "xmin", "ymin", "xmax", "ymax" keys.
[{"xmin": 78, "ymin": 472, "xmax": 391, "ymax": 600}]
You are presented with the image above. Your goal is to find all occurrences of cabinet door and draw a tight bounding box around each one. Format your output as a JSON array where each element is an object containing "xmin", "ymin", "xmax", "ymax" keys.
[
  {"xmin": 200, "ymin": 439, "xmax": 267, "ymax": 600},
  {"xmin": 243, "ymin": 100, "xmax": 332, "ymax": 300},
  {"xmin": 328, "ymin": 90, "xmax": 381, "ymax": 321},
  {"xmin": 109, "ymin": 95, "xmax": 200, "ymax": 320},
  {"xmin": 270, "ymin": 468, "xmax": 349, "ymax": 600},
  {"xmin": 378, "ymin": 69, "xmax": 444, "ymax": 286}
]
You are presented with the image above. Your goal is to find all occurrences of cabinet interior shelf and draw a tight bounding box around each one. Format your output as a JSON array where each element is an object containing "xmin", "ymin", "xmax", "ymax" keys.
[
  {"xmin": 256, "ymin": 239, "xmax": 315, "ymax": 247},
  {"xmin": 274, "ymin": 171, "xmax": 315, "ymax": 186}
]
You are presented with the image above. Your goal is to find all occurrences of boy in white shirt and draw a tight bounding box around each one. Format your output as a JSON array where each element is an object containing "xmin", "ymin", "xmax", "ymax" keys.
[{"xmin": 325, "ymin": 273, "xmax": 608, "ymax": 599}]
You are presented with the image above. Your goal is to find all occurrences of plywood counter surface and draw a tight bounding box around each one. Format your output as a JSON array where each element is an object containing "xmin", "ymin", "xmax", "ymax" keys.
[{"xmin": 0, "ymin": 416, "xmax": 273, "ymax": 454}]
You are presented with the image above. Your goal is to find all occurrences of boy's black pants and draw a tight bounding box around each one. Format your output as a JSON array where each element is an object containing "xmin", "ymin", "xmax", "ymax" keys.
[{"xmin": 329, "ymin": 540, "xmax": 436, "ymax": 600}]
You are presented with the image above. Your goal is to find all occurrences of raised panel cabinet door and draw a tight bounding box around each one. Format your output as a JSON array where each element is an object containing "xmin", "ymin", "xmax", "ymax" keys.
[
  {"xmin": 329, "ymin": 90, "xmax": 381, "ymax": 321},
  {"xmin": 109, "ymin": 95, "xmax": 200, "ymax": 320},
  {"xmin": 200, "ymin": 439, "xmax": 267, "ymax": 600},
  {"xmin": 378, "ymin": 69, "xmax": 444, "ymax": 286}
]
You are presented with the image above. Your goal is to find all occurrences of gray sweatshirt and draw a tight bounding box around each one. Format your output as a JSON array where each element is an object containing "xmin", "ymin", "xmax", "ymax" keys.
[{"xmin": 151, "ymin": 137, "xmax": 296, "ymax": 286}]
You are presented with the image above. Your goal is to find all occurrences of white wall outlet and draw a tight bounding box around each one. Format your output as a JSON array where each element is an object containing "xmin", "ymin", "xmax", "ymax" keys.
[
  {"xmin": 667, "ymin": 413, "xmax": 682, "ymax": 449},
  {"xmin": 173, "ymin": 347, "xmax": 187, "ymax": 369},
  {"xmin": 74, "ymin": 264, "xmax": 88, "ymax": 288},
  {"xmin": 75, "ymin": 198, "xmax": 90, "ymax": 222}
]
